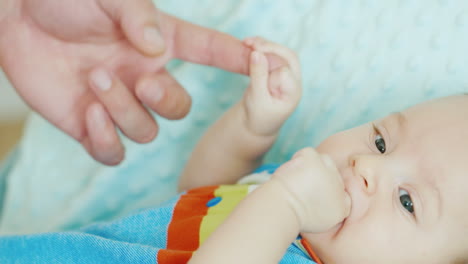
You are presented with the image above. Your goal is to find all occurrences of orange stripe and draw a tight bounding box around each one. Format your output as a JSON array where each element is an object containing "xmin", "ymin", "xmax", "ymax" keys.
[
  {"xmin": 166, "ymin": 186, "xmax": 217, "ymax": 251},
  {"xmin": 157, "ymin": 250, "xmax": 192, "ymax": 264},
  {"xmin": 301, "ymin": 238, "xmax": 323, "ymax": 264}
]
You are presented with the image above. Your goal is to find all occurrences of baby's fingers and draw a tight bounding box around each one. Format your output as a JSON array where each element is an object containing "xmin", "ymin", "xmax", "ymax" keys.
[
  {"xmin": 269, "ymin": 66, "xmax": 301, "ymax": 102},
  {"xmin": 249, "ymin": 51, "xmax": 270, "ymax": 100},
  {"xmin": 245, "ymin": 37, "xmax": 300, "ymax": 79},
  {"xmin": 327, "ymin": 191, "xmax": 352, "ymax": 231},
  {"xmin": 319, "ymin": 154, "xmax": 351, "ymax": 221}
]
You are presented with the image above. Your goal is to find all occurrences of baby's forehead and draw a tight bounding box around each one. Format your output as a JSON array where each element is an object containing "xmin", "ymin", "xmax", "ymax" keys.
[
  {"xmin": 399, "ymin": 96, "xmax": 468, "ymax": 221},
  {"xmin": 405, "ymin": 95, "xmax": 468, "ymax": 125},
  {"xmin": 416, "ymin": 95, "xmax": 468, "ymax": 120},
  {"xmin": 402, "ymin": 96, "xmax": 468, "ymax": 158}
]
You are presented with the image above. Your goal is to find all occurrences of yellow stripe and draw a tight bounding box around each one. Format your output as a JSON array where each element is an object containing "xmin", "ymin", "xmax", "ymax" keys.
[{"xmin": 199, "ymin": 185, "xmax": 250, "ymax": 244}]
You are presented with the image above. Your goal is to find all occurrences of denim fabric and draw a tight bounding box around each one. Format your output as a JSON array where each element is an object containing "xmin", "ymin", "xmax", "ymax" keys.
[{"xmin": 0, "ymin": 191, "xmax": 316, "ymax": 263}]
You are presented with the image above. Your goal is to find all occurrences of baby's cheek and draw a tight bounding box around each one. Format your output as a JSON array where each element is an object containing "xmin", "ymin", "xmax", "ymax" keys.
[
  {"xmin": 317, "ymin": 126, "xmax": 371, "ymax": 169},
  {"xmin": 316, "ymin": 137, "xmax": 349, "ymax": 168}
]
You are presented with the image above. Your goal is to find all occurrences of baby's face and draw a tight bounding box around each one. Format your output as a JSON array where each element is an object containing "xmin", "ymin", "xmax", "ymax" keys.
[{"xmin": 304, "ymin": 95, "xmax": 468, "ymax": 264}]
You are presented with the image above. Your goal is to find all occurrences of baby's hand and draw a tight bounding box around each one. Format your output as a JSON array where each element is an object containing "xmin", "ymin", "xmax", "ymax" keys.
[
  {"xmin": 272, "ymin": 148, "xmax": 351, "ymax": 233},
  {"xmin": 242, "ymin": 37, "xmax": 302, "ymax": 136}
]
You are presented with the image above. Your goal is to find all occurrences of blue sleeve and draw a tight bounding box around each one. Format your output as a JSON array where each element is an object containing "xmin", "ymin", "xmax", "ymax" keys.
[
  {"xmin": 0, "ymin": 232, "xmax": 157, "ymax": 264},
  {"xmin": 0, "ymin": 196, "xmax": 180, "ymax": 264}
]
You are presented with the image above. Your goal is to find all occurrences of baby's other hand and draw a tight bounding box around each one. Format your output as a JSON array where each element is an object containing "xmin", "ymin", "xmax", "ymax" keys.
[
  {"xmin": 272, "ymin": 148, "xmax": 351, "ymax": 233},
  {"xmin": 242, "ymin": 37, "xmax": 302, "ymax": 136}
]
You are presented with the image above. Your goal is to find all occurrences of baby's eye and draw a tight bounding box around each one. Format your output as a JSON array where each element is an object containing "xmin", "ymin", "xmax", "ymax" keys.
[
  {"xmin": 373, "ymin": 125, "xmax": 386, "ymax": 154},
  {"xmin": 399, "ymin": 189, "xmax": 414, "ymax": 214},
  {"xmin": 375, "ymin": 134, "xmax": 386, "ymax": 153}
]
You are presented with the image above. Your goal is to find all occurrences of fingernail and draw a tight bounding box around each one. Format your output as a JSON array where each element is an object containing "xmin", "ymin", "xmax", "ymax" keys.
[
  {"xmin": 91, "ymin": 69, "xmax": 112, "ymax": 91},
  {"xmin": 144, "ymin": 26, "xmax": 164, "ymax": 47}
]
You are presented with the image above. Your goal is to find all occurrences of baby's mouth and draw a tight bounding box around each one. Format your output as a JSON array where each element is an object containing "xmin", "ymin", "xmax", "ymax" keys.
[
  {"xmin": 333, "ymin": 216, "xmax": 347, "ymax": 238},
  {"xmin": 328, "ymin": 208, "xmax": 349, "ymax": 239}
]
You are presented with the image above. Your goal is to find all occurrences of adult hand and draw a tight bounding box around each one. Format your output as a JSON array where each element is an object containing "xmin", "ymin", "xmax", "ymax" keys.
[{"xmin": 0, "ymin": 0, "xmax": 252, "ymax": 165}]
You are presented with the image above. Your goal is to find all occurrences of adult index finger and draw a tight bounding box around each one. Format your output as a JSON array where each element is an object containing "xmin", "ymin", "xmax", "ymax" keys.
[{"xmin": 160, "ymin": 11, "xmax": 284, "ymax": 75}]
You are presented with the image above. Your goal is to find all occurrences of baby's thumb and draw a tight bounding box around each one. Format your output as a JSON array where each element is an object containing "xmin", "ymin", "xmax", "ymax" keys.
[{"xmin": 248, "ymin": 51, "xmax": 269, "ymax": 98}]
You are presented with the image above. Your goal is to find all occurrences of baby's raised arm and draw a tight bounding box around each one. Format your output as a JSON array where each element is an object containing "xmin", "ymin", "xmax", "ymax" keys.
[{"xmin": 178, "ymin": 38, "xmax": 302, "ymax": 191}]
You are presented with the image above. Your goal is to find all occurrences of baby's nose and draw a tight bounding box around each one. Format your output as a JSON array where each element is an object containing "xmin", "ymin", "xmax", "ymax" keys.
[{"xmin": 349, "ymin": 155, "xmax": 377, "ymax": 195}]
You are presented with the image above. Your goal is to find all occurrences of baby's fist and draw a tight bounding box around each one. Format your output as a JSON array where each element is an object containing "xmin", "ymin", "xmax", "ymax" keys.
[
  {"xmin": 242, "ymin": 37, "xmax": 302, "ymax": 136},
  {"xmin": 273, "ymin": 148, "xmax": 351, "ymax": 233}
]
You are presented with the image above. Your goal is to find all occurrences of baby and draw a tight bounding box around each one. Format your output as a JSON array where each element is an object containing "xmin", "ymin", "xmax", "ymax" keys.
[
  {"xmin": 2, "ymin": 38, "xmax": 467, "ymax": 264},
  {"xmin": 180, "ymin": 37, "xmax": 468, "ymax": 263}
]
